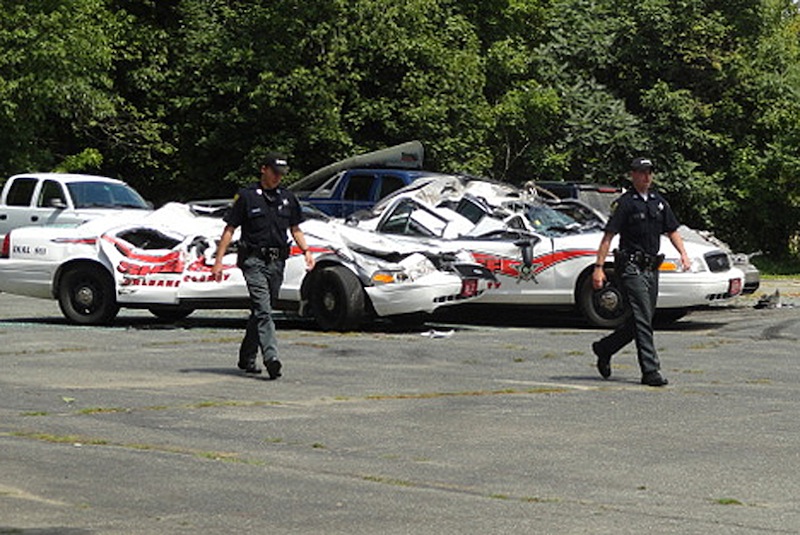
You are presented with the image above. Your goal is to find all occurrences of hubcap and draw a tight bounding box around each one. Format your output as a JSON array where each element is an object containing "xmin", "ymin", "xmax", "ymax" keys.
[
  {"xmin": 322, "ymin": 291, "xmax": 336, "ymax": 313},
  {"xmin": 594, "ymin": 286, "xmax": 626, "ymax": 319},
  {"xmin": 596, "ymin": 289, "xmax": 620, "ymax": 312},
  {"xmin": 75, "ymin": 285, "xmax": 95, "ymax": 308}
]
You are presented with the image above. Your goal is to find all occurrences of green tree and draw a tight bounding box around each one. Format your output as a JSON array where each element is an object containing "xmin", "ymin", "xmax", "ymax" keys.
[
  {"xmin": 530, "ymin": 0, "xmax": 647, "ymax": 184},
  {"xmin": 160, "ymin": 0, "xmax": 492, "ymax": 199},
  {"xmin": 0, "ymin": 0, "xmax": 118, "ymax": 175}
]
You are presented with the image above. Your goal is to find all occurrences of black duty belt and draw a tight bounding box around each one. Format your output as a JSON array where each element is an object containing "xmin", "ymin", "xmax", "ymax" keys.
[
  {"xmin": 615, "ymin": 249, "xmax": 665, "ymax": 271},
  {"xmin": 241, "ymin": 243, "xmax": 289, "ymax": 261}
]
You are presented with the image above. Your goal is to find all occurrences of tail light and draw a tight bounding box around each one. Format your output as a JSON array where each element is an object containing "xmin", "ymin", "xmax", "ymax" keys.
[
  {"xmin": 460, "ymin": 278, "xmax": 479, "ymax": 298},
  {"xmin": 1, "ymin": 233, "xmax": 10, "ymax": 259},
  {"xmin": 728, "ymin": 277, "xmax": 743, "ymax": 297}
]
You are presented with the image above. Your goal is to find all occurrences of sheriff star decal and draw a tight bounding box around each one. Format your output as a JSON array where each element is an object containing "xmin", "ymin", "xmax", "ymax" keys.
[{"xmin": 472, "ymin": 249, "xmax": 596, "ymax": 283}]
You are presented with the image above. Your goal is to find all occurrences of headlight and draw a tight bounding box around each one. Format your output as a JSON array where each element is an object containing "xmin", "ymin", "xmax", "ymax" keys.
[
  {"xmin": 372, "ymin": 270, "xmax": 407, "ymax": 284},
  {"xmin": 371, "ymin": 253, "xmax": 437, "ymax": 284},
  {"xmin": 659, "ymin": 257, "xmax": 707, "ymax": 273}
]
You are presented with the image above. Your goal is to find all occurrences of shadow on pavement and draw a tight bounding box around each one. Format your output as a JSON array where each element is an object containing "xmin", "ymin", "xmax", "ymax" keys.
[{"xmin": 0, "ymin": 306, "xmax": 736, "ymax": 333}]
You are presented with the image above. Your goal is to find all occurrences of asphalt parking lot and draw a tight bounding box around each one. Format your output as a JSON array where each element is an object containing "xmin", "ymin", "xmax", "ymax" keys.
[{"xmin": 1, "ymin": 281, "xmax": 799, "ymax": 534}]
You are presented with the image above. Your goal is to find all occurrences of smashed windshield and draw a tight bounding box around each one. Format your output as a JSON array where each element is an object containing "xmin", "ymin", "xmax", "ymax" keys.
[{"xmin": 523, "ymin": 204, "xmax": 582, "ymax": 236}]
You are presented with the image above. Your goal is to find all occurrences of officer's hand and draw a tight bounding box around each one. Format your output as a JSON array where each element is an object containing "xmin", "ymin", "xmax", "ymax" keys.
[
  {"xmin": 304, "ymin": 251, "xmax": 315, "ymax": 271},
  {"xmin": 211, "ymin": 262, "xmax": 223, "ymax": 282},
  {"xmin": 680, "ymin": 253, "xmax": 692, "ymax": 272},
  {"xmin": 592, "ymin": 267, "xmax": 606, "ymax": 290}
]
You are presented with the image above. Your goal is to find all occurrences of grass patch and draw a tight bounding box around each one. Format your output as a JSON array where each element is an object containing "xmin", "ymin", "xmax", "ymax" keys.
[
  {"xmin": 746, "ymin": 378, "xmax": 772, "ymax": 385},
  {"xmin": 688, "ymin": 340, "xmax": 728, "ymax": 350},
  {"xmin": 752, "ymin": 256, "xmax": 800, "ymax": 276},
  {"xmin": 19, "ymin": 399, "xmax": 281, "ymax": 418},
  {"xmin": 522, "ymin": 496, "xmax": 560, "ymax": 503},
  {"xmin": 11, "ymin": 432, "xmax": 109, "ymax": 446},
  {"xmin": 714, "ymin": 497, "xmax": 744, "ymax": 506},
  {"xmin": 365, "ymin": 387, "xmax": 570, "ymax": 400},
  {"xmin": 11, "ymin": 430, "xmax": 260, "ymax": 464},
  {"xmin": 293, "ymin": 341, "xmax": 331, "ymax": 349},
  {"xmin": 78, "ymin": 407, "xmax": 128, "ymax": 414}
]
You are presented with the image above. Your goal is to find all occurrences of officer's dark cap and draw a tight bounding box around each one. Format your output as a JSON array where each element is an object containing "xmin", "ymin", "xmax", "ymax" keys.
[
  {"xmin": 262, "ymin": 152, "xmax": 290, "ymax": 175},
  {"xmin": 631, "ymin": 157, "xmax": 654, "ymax": 172}
]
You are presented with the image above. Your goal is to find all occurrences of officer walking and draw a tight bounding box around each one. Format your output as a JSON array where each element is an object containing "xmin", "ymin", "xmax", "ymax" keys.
[
  {"xmin": 591, "ymin": 157, "xmax": 691, "ymax": 386},
  {"xmin": 211, "ymin": 152, "xmax": 315, "ymax": 379}
]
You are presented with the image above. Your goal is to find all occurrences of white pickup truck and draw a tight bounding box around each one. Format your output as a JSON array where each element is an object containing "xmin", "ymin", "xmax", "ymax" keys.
[{"xmin": 0, "ymin": 173, "xmax": 152, "ymax": 241}]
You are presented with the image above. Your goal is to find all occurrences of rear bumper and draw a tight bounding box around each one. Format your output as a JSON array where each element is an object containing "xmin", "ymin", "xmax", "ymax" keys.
[{"xmin": 658, "ymin": 267, "xmax": 745, "ymax": 308}]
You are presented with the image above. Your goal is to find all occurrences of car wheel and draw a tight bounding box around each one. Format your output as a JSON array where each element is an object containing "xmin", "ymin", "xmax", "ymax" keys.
[
  {"xmin": 578, "ymin": 270, "xmax": 630, "ymax": 329},
  {"xmin": 309, "ymin": 265, "xmax": 365, "ymax": 331},
  {"xmin": 58, "ymin": 265, "xmax": 120, "ymax": 325},
  {"xmin": 148, "ymin": 307, "xmax": 194, "ymax": 322}
]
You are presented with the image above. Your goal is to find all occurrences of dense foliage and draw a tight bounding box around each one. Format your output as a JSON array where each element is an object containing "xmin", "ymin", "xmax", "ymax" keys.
[{"xmin": 1, "ymin": 0, "xmax": 799, "ymax": 257}]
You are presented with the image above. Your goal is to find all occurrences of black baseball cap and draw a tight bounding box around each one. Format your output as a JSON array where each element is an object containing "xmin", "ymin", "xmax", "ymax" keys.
[
  {"xmin": 631, "ymin": 157, "xmax": 654, "ymax": 172},
  {"xmin": 263, "ymin": 152, "xmax": 290, "ymax": 175}
]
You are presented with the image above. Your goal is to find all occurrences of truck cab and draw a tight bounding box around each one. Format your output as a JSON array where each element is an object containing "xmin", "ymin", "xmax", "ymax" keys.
[
  {"xmin": 0, "ymin": 173, "xmax": 151, "ymax": 240},
  {"xmin": 288, "ymin": 140, "xmax": 434, "ymax": 218},
  {"xmin": 295, "ymin": 168, "xmax": 437, "ymax": 218}
]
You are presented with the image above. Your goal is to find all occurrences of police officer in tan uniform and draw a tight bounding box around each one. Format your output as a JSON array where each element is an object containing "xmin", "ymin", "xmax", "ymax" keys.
[
  {"xmin": 591, "ymin": 157, "xmax": 691, "ymax": 386},
  {"xmin": 212, "ymin": 153, "xmax": 314, "ymax": 379}
]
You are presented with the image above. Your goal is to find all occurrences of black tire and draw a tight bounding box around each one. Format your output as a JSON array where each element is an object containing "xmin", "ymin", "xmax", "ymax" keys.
[
  {"xmin": 578, "ymin": 269, "xmax": 630, "ymax": 329},
  {"xmin": 58, "ymin": 265, "xmax": 120, "ymax": 325},
  {"xmin": 309, "ymin": 265, "xmax": 365, "ymax": 331},
  {"xmin": 148, "ymin": 307, "xmax": 194, "ymax": 322}
]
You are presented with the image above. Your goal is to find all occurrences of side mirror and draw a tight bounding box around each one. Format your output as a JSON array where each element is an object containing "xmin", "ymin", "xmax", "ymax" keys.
[{"xmin": 48, "ymin": 198, "xmax": 67, "ymax": 209}]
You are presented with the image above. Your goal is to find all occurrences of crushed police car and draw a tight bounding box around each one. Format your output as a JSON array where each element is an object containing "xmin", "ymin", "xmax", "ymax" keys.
[
  {"xmin": 347, "ymin": 174, "xmax": 745, "ymax": 328},
  {"xmin": 0, "ymin": 202, "xmax": 496, "ymax": 330}
]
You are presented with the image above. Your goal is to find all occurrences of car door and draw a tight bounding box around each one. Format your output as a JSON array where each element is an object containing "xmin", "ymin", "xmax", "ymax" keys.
[
  {"xmin": 303, "ymin": 171, "xmax": 379, "ymax": 218},
  {"xmin": 454, "ymin": 232, "xmax": 560, "ymax": 305},
  {"xmin": 0, "ymin": 177, "xmax": 39, "ymax": 237},
  {"xmin": 35, "ymin": 179, "xmax": 89, "ymax": 227}
]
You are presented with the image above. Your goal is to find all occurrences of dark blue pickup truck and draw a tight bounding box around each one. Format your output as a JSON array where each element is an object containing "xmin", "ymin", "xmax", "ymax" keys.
[
  {"xmin": 293, "ymin": 168, "xmax": 437, "ymax": 218},
  {"xmin": 289, "ymin": 141, "xmax": 440, "ymax": 218}
]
